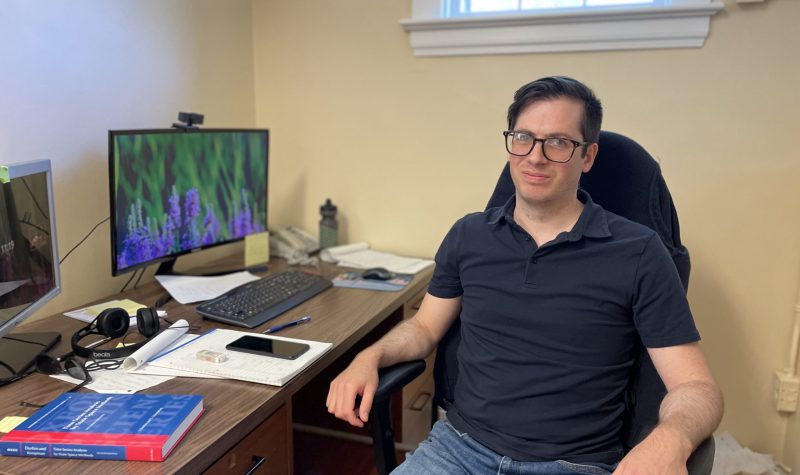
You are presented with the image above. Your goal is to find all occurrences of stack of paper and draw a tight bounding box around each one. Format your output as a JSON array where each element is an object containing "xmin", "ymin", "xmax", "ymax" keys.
[
  {"xmin": 142, "ymin": 329, "xmax": 332, "ymax": 387},
  {"xmin": 320, "ymin": 242, "xmax": 433, "ymax": 274},
  {"xmin": 51, "ymin": 321, "xmax": 331, "ymax": 391}
]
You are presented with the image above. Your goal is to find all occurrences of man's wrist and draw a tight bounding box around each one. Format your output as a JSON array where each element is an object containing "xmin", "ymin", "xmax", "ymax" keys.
[
  {"xmin": 355, "ymin": 347, "xmax": 383, "ymax": 368},
  {"xmin": 649, "ymin": 423, "xmax": 694, "ymax": 460}
]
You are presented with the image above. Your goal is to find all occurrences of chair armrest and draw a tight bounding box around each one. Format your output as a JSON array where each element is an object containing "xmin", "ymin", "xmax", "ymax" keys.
[
  {"xmin": 369, "ymin": 360, "xmax": 426, "ymax": 475},
  {"xmin": 686, "ymin": 436, "xmax": 715, "ymax": 475},
  {"xmin": 374, "ymin": 360, "xmax": 426, "ymax": 403}
]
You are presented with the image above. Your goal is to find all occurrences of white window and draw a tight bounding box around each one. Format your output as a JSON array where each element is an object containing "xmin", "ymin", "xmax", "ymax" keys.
[
  {"xmin": 400, "ymin": 0, "xmax": 724, "ymax": 56},
  {"xmin": 444, "ymin": 0, "xmax": 667, "ymax": 16}
]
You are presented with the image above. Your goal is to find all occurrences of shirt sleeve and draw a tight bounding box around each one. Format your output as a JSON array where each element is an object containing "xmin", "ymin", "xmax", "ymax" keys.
[
  {"xmin": 632, "ymin": 233, "xmax": 700, "ymax": 348},
  {"xmin": 427, "ymin": 218, "xmax": 465, "ymax": 299}
]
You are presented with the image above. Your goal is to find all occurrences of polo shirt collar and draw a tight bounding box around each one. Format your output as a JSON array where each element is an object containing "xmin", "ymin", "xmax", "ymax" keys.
[{"xmin": 487, "ymin": 189, "xmax": 611, "ymax": 240}]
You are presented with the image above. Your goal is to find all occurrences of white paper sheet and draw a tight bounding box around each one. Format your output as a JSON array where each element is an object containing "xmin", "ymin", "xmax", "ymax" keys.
[
  {"xmin": 320, "ymin": 242, "xmax": 370, "ymax": 262},
  {"xmin": 320, "ymin": 242, "xmax": 434, "ymax": 274},
  {"xmin": 155, "ymin": 271, "xmax": 261, "ymax": 304},
  {"xmin": 122, "ymin": 319, "xmax": 190, "ymax": 371},
  {"xmin": 127, "ymin": 334, "xmax": 223, "ymax": 379},
  {"xmin": 51, "ymin": 369, "xmax": 173, "ymax": 394}
]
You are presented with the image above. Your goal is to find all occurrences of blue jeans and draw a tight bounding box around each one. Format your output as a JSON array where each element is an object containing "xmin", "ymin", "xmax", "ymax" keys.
[{"xmin": 392, "ymin": 420, "xmax": 617, "ymax": 475}]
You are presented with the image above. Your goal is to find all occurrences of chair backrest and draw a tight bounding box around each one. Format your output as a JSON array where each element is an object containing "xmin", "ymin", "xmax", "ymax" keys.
[{"xmin": 433, "ymin": 130, "xmax": 690, "ymax": 450}]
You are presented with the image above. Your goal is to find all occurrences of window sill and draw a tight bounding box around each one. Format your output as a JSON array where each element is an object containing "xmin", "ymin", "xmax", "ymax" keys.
[{"xmin": 400, "ymin": 2, "xmax": 724, "ymax": 57}]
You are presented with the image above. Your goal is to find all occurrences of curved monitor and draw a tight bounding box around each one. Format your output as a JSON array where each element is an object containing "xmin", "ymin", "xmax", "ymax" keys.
[
  {"xmin": 0, "ymin": 159, "xmax": 61, "ymax": 340},
  {"xmin": 109, "ymin": 128, "xmax": 269, "ymax": 276}
]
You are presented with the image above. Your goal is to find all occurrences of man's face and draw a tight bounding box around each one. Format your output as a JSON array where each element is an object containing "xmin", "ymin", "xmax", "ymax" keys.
[{"xmin": 508, "ymin": 97, "xmax": 597, "ymax": 210}]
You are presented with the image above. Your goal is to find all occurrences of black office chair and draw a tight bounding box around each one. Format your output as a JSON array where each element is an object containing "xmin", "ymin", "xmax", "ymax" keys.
[{"xmin": 368, "ymin": 131, "xmax": 714, "ymax": 475}]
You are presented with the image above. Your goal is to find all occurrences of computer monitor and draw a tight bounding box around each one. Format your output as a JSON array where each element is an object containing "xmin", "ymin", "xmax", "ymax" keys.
[
  {"xmin": 109, "ymin": 128, "xmax": 269, "ymax": 276},
  {"xmin": 0, "ymin": 160, "xmax": 62, "ymax": 382}
]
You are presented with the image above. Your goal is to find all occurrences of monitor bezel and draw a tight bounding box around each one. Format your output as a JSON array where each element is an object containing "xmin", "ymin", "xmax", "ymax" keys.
[
  {"xmin": 108, "ymin": 128, "xmax": 269, "ymax": 277},
  {"xmin": 0, "ymin": 159, "xmax": 62, "ymax": 340}
]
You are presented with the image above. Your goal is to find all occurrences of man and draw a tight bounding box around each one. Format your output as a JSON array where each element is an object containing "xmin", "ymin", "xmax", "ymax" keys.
[{"xmin": 327, "ymin": 76, "xmax": 722, "ymax": 474}]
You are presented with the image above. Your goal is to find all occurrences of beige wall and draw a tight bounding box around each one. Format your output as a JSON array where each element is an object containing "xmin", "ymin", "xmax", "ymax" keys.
[
  {"xmin": 0, "ymin": 1, "xmax": 257, "ymax": 318},
  {"xmin": 2, "ymin": 0, "xmax": 798, "ymax": 467},
  {"xmin": 253, "ymin": 0, "xmax": 800, "ymax": 465},
  {"xmin": 784, "ymin": 291, "xmax": 800, "ymax": 469}
]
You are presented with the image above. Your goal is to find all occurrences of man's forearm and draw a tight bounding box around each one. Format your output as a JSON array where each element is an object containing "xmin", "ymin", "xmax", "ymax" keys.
[
  {"xmin": 653, "ymin": 380, "xmax": 724, "ymax": 456},
  {"xmin": 357, "ymin": 316, "xmax": 439, "ymax": 369}
]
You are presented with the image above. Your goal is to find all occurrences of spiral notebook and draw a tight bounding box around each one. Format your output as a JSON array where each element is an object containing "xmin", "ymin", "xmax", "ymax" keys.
[{"xmin": 146, "ymin": 329, "xmax": 332, "ymax": 386}]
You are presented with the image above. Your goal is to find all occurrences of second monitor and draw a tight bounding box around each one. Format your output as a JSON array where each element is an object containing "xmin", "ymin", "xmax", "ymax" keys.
[{"xmin": 108, "ymin": 128, "xmax": 269, "ymax": 276}]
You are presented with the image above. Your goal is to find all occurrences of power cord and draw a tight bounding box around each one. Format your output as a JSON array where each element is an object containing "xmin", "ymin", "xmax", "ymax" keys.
[
  {"xmin": 119, "ymin": 269, "xmax": 139, "ymax": 293},
  {"xmin": 59, "ymin": 217, "xmax": 110, "ymax": 265},
  {"xmin": 133, "ymin": 267, "xmax": 146, "ymax": 289}
]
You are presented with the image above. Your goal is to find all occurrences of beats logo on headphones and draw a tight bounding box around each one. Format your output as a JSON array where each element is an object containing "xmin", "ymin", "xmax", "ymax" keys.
[{"xmin": 71, "ymin": 307, "xmax": 161, "ymax": 360}]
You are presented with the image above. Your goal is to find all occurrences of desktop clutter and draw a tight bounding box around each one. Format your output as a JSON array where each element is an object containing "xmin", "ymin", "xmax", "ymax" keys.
[
  {"xmin": 0, "ymin": 239, "xmax": 432, "ymax": 462},
  {"xmin": 0, "ymin": 260, "xmax": 427, "ymax": 462},
  {"xmin": 0, "ymin": 297, "xmax": 333, "ymax": 462},
  {"xmin": 0, "ymin": 142, "xmax": 432, "ymax": 464}
]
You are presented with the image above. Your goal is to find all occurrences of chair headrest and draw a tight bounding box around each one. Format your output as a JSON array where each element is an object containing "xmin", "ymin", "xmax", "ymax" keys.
[
  {"xmin": 485, "ymin": 130, "xmax": 688, "ymax": 290},
  {"xmin": 580, "ymin": 130, "xmax": 662, "ymax": 225}
]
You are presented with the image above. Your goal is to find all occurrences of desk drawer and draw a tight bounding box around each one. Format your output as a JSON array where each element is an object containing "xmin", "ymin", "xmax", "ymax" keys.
[
  {"xmin": 402, "ymin": 367, "xmax": 434, "ymax": 446},
  {"xmin": 205, "ymin": 403, "xmax": 291, "ymax": 475}
]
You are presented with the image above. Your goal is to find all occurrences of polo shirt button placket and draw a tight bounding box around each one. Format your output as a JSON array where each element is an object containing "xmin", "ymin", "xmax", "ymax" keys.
[{"xmin": 525, "ymin": 249, "xmax": 539, "ymax": 287}]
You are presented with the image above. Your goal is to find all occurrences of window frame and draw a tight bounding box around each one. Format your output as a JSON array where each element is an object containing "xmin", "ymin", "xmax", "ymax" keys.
[{"xmin": 400, "ymin": 0, "xmax": 724, "ymax": 57}]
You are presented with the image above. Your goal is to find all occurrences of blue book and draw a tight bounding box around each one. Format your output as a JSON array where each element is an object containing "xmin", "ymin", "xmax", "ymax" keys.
[
  {"xmin": 0, "ymin": 393, "xmax": 203, "ymax": 462},
  {"xmin": 332, "ymin": 271, "xmax": 413, "ymax": 291}
]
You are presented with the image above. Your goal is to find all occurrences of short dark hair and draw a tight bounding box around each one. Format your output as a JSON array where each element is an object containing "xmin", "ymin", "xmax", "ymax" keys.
[{"xmin": 507, "ymin": 76, "xmax": 603, "ymax": 146}]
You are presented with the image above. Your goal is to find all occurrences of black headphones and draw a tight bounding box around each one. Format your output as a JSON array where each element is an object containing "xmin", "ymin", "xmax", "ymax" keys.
[{"xmin": 71, "ymin": 307, "xmax": 161, "ymax": 360}]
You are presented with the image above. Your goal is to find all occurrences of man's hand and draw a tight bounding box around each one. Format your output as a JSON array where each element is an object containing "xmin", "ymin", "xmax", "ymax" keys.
[
  {"xmin": 612, "ymin": 425, "xmax": 692, "ymax": 475},
  {"xmin": 615, "ymin": 343, "xmax": 721, "ymax": 474},
  {"xmin": 326, "ymin": 352, "xmax": 380, "ymax": 428},
  {"xmin": 326, "ymin": 293, "xmax": 462, "ymax": 428}
]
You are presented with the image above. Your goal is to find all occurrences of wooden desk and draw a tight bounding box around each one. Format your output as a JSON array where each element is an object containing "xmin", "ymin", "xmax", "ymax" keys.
[{"xmin": 0, "ymin": 258, "xmax": 433, "ymax": 474}]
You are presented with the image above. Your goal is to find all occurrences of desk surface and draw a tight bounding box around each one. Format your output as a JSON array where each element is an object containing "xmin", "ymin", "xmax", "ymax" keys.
[{"xmin": 0, "ymin": 258, "xmax": 433, "ymax": 474}]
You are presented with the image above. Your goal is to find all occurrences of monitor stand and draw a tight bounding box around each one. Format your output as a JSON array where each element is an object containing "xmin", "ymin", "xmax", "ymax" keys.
[
  {"xmin": 0, "ymin": 332, "xmax": 61, "ymax": 383},
  {"xmin": 155, "ymin": 256, "xmax": 267, "ymax": 277},
  {"xmin": 155, "ymin": 258, "xmax": 179, "ymax": 276}
]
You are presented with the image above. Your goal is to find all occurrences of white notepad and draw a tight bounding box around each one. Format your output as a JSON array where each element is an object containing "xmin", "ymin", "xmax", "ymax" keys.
[{"xmin": 146, "ymin": 329, "xmax": 332, "ymax": 387}]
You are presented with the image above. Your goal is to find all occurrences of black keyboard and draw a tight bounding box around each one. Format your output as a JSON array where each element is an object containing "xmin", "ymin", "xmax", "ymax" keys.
[{"xmin": 196, "ymin": 271, "xmax": 332, "ymax": 328}]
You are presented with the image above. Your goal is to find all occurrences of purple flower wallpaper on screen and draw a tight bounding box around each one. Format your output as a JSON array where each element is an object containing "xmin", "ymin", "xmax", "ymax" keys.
[{"xmin": 112, "ymin": 131, "xmax": 267, "ymax": 272}]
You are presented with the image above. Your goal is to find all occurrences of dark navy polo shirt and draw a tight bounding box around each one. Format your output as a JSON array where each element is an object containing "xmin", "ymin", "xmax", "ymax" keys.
[{"xmin": 427, "ymin": 190, "xmax": 699, "ymax": 464}]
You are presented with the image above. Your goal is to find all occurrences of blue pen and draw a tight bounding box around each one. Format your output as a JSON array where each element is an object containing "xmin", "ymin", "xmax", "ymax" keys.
[{"xmin": 262, "ymin": 315, "xmax": 312, "ymax": 334}]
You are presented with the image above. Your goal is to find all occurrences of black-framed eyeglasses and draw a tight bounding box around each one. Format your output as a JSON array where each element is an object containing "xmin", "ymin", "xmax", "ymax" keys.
[
  {"xmin": 503, "ymin": 130, "xmax": 589, "ymax": 163},
  {"xmin": 19, "ymin": 355, "xmax": 92, "ymax": 408},
  {"xmin": 36, "ymin": 354, "xmax": 91, "ymax": 390}
]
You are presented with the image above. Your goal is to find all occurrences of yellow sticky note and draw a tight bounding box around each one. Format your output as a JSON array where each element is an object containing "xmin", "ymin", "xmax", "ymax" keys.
[
  {"xmin": 0, "ymin": 416, "xmax": 27, "ymax": 433},
  {"xmin": 245, "ymin": 231, "xmax": 270, "ymax": 267},
  {"xmin": 115, "ymin": 299, "xmax": 148, "ymax": 316},
  {"xmin": 83, "ymin": 299, "xmax": 145, "ymax": 317}
]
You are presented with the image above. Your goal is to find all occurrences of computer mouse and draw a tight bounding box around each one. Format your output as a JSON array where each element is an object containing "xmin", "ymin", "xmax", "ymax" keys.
[{"xmin": 362, "ymin": 267, "xmax": 394, "ymax": 281}]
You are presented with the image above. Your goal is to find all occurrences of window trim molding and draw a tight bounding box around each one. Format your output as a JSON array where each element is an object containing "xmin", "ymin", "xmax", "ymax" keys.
[{"xmin": 400, "ymin": 1, "xmax": 725, "ymax": 57}]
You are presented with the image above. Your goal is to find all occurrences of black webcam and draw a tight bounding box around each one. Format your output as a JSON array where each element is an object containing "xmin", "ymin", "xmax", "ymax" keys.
[{"xmin": 172, "ymin": 111, "xmax": 204, "ymax": 130}]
